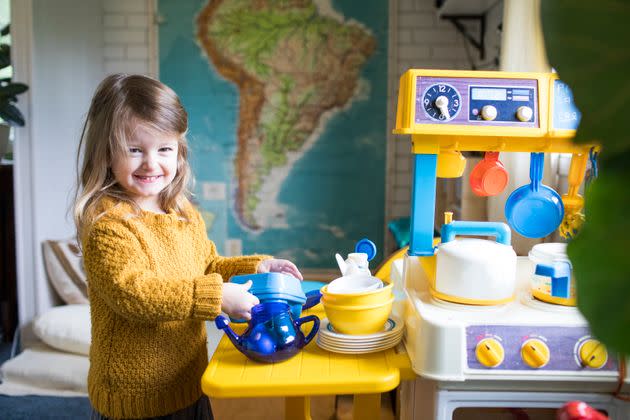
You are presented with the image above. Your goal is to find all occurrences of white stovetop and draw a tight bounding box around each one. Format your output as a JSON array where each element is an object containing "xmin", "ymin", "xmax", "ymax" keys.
[{"xmin": 397, "ymin": 256, "xmax": 587, "ymax": 328}]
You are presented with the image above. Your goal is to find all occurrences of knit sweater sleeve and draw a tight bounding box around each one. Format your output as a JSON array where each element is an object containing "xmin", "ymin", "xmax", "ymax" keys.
[
  {"xmin": 204, "ymin": 240, "xmax": 271, "ymax": 281},
  {"xmin": 84, "ymin": 221, "xmax": 223, "ymax": 322}
]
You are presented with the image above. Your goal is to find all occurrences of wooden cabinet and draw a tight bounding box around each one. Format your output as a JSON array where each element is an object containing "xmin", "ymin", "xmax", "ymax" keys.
[{"xmin": 0, "ymin": 164, "xmax": 18, "ymax": 342}]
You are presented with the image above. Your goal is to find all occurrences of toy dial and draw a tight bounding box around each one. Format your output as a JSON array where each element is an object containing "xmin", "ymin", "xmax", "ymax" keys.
[{"xmin": 423, "ymin": 83, "xmax": 461, "ymax": 121}]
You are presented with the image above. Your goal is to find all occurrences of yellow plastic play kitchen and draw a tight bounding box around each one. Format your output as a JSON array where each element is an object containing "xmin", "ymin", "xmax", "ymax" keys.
[{"xmin": 391, "ymin": 69, "xmax": 629, "ymax": 418}]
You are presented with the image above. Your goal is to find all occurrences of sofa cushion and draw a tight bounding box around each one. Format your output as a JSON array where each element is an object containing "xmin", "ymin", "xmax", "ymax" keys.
[
  {"xmin": 33, "ymin": 304, "xmax": 91, "ymax": 356},
  {"xmin": 0, "ymin": 342, "xmax": 88, "ymax": 394},
  {"xmin": 42, "ymin": 239, "xmax": 88, "ymax": 304}
]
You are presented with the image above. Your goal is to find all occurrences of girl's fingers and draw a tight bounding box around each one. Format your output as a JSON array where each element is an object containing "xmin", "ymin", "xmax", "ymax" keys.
[{"xmin": 289, "ymin": 265, "xmax": 303, "ymax": 280}]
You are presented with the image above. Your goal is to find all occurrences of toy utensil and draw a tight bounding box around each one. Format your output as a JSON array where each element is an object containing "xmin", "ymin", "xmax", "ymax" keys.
[
  {"xmin": 586, "ymin": 147, "xmax": 599, "ymax": 188},
  {"xmin": 559, "ymin": 152, "xmax": 588, "ymax": 239},
  {"xmin": 505, "ymin": 152, "xmax": 564, "ymax": 238},
  {"xmin": 469, "ymin": 151, "xmax": 509, "ymax": 196}
]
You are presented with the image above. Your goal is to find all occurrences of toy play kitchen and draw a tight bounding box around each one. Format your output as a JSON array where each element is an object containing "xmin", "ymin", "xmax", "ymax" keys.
[{"xmin": 392, "ymin": 69, "xmax": 629, "ymax": 419}]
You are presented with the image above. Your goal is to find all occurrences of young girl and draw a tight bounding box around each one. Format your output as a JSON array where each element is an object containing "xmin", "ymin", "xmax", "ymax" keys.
[{"xmin": 74, "ymin": 73, "xmax": 302, "ymax": 420}]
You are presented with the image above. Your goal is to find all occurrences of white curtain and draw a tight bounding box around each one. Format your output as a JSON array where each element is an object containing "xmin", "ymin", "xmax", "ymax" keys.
[{"xmin": 489, "ymin": 0, "xmax": 557, "ymax": 255}]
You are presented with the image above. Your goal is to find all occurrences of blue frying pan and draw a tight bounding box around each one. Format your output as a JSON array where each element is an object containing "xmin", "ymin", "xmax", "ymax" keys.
[{"xmin": 505, "ymin": 153, "xmax": 564, "ymax": 238}]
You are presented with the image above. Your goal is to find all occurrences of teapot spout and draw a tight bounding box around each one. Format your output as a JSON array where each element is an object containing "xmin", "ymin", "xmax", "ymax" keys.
[
  {"xmin": 335, "ymin": 253, "xmax": 348, "ymax": 275},
  {"xmin": 215, "ymin": 315, "xmax": 241, "ymax": 348}
]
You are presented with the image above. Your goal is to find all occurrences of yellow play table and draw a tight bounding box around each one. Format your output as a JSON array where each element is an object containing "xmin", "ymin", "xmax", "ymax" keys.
[{"xmin": 201, "ymin": 306, "xmax": 412, "ymax": 420}]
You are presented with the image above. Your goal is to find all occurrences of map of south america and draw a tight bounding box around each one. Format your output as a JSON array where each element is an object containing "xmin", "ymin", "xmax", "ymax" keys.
[{"xmin": 196, "ymin": 0, "xmax": 376, "ymax": 231}]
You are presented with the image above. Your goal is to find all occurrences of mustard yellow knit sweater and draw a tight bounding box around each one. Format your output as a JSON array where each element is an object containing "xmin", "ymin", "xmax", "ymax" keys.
[{"xmin": 82, "ymin": 198, "xmax": 268, "ymax": 419}]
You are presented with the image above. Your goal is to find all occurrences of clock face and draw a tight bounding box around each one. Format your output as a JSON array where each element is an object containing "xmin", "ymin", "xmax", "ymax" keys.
[{"xmin": 422, "ymin": 83, "xmax": 461, "ymax": 122}]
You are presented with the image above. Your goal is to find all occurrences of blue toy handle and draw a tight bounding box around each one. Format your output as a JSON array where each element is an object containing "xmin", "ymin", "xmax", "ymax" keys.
[
  {"xmin": 535, "ymin": 261, "xmax": 572, "ymax": 298},
  {"xmin": 529, "ymin": 152, "xmax": 544, "ymax": 192},
  {"xmin": 441, "ymin": 220, "xmax": 511, "ymax": 245},
  {"xmin": 295, "ymin": 315, "xmax": 320, "ymax": 346},
  {"xmin": 215, "ymin": 315, "xmax": 242, "ymax": 343},
  {"xmin": 215, "ymin": 315, "xmax": 229, "ymax": 329},
  {"xmin": 302, "ymin": 290, "xmax": 322, "ymax": 310}
]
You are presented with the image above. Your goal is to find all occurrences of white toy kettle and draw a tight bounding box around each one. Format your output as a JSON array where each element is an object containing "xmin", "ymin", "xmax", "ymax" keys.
[{"xmin": 434, "ymin": 216, "xmax": 517, "ymax": 305}]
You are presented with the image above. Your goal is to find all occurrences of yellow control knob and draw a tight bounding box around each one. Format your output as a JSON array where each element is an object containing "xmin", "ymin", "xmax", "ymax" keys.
[
  {"xmin": 521, "ymin": 339, "xmax": 550, "ymax": 368},
  {"xmin": 579, "ymin": 339, "xmax": 608, "ymax": 369},
  {"xmin": 476, "ymin": 338, "xmax": 504, "ymax": 368}
]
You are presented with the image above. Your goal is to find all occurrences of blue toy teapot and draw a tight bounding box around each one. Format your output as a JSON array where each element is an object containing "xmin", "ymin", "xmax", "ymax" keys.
[{"xmin": 215, "ymin": 301, "xmax": 319, "ymax": 363}]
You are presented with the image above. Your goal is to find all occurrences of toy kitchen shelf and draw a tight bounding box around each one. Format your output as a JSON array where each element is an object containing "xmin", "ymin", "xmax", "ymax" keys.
[{"xmin": 201, "ymin": 304, "xmax": 412, "ymax": 420}]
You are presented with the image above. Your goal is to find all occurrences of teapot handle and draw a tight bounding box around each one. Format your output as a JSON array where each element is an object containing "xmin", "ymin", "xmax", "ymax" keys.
[
  {"xmin": 295, "ymin": 315, "xmax": 320, "ymax": 346},
  {"xmin": 302, "ymin": 290, "xmax": 322, "ymax": 310}
]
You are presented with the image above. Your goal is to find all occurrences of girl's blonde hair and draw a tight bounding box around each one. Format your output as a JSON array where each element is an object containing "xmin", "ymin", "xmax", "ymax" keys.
[{"xmin": 74, "ymin": 73, "xmax": 192, "ymax": 241}]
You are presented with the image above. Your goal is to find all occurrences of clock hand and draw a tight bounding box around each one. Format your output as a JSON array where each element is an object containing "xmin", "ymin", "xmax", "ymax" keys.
[{"xmin": 435, "ymin": 95, "xmax": 450, "ymax": 119}]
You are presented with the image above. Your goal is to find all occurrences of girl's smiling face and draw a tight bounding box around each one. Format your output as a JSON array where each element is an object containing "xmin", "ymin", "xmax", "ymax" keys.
[{"xmin": 111, "ymin": 124, "xmax": 179, "ymax": 212}]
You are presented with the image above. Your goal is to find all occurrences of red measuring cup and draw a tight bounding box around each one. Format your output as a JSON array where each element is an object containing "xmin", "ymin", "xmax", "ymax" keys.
[{"xmin": 469, "ymin": 152, "xmax": 509, "ymax": 196}]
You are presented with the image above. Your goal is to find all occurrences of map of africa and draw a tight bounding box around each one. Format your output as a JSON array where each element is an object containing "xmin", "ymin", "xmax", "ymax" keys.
[{"xmin": 159, "ymin": 0, "xmax": 387, "ymax": 269}]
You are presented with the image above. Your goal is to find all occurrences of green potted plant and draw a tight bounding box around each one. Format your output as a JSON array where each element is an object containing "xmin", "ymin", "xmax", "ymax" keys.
[
  {"xmin": 0, "ymin": 23, "xmax": 29, "ymax": 160},
  {"xmin": 542, "ymin": 2, "xmax": 630, "ymax": 356}
]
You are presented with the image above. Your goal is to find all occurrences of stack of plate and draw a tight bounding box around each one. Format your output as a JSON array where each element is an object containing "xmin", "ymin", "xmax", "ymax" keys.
[{"xmin": 316, "ymin": 316, "xmax": 403, "ymax": 354}]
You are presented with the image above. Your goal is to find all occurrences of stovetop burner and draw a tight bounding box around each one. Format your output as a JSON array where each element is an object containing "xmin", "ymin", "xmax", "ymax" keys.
[
  {"xmin": 521, "ymin": 291, "xmax": 579, "ymax": 313},
  {"xmin": 430, "ymin": 295, "xmax": 509, "ymax": 312}
]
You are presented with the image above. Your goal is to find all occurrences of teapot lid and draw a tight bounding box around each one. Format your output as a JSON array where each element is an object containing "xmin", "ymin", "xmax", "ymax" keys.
[{"xmin": 355, "ymin": 238, "xmax": 377, "ymax": 261}]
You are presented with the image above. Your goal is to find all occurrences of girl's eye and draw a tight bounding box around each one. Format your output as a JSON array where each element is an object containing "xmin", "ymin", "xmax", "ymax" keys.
[
  {"xmin": 159, "ymin": 146, "xmax": 175, "ymax": 152},
  {"xmin": 128, "ymin": 147, "xmax": 142, "ymax": 154}
]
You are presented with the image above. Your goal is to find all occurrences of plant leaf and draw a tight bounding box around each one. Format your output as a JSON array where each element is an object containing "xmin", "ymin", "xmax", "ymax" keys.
[
  {"xmin": 0, "ymin": 44, "xmax": 10, "ymax": 70},
  {"xmin": 542, "ymin": 0, "xmax": 630, "ymax": 355},
  {"xmin": 0, "ymin": 83, "xmax": 28, "ymax": 96},
  {"xmin": 1, "ymin": 24, "xmax": 9, "ymax": 37},
  {"xmin": 0, "ymin": 102, "xmax": 25, "ymax": 127},
  {"xmin": 568, "ymin": 168, "xmax": 630, "ymax": 355},
  {"xmin": 541, "ymin": 0, "xmax": 630, "ymax": 160}
]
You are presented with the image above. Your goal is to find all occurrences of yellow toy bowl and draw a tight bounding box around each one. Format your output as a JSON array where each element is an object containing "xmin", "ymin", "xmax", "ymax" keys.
[
  {"xmin": 322, "ymin": 297, "xmax": 394, "ymax": 335},
  {"xmin": 320, "ymin": 282, "xmax": 394, "ymax": 306}
]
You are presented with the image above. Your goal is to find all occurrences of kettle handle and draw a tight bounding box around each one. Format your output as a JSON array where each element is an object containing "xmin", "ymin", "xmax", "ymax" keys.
[
  {"xmin": 295, "ymin": 315, "xmax": 320, "ymax": 346},
  {"xmin": 441, "ymin": 220, "xmax": 511, "ymax": 245}
]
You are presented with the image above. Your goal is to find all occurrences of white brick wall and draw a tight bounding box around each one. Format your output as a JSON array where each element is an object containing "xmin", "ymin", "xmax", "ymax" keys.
[
  {"xmin": 101, "ymin": 0, "xmax": 503, "ymax": 253},
  {"xmin": 385, "ymin": 0, "xmax": 503, "ymax": 252},
  {"xmin": 102, "ymin": 0, "xmax": 155, "ymax": 76}
]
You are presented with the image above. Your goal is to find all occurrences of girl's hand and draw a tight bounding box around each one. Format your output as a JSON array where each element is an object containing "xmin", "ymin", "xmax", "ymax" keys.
[
  {"xmin": 257, "ymin": 258, "xmax": 303, "ymax": 280},
  {"xmin": 221, "ymin": 281, "xmax": 259, "ymax": 320}
]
